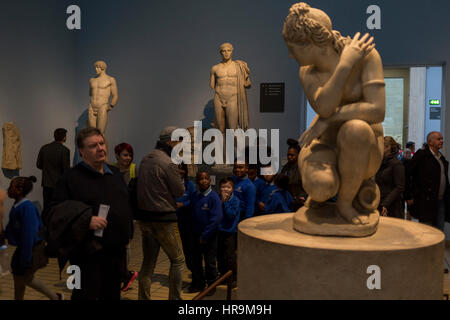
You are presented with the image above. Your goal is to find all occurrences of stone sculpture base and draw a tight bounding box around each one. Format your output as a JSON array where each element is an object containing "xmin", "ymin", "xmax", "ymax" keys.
[
  {"xmin": 294, "ymin": 202, "xmax": 380, "ymax": 237},
  {"xmin": 238, "ymin": 214, "xmax": 444, "ymax": 300}
]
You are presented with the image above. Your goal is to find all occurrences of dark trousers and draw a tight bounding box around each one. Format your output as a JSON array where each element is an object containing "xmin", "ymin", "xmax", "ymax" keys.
[
  {"xmin": 119, "ymin": 245, "xmax": 131, "ymax": 284},
  {"xmin": 70, "ymin": 248, "xmax": 125, "ymax": 300},
  {"xmin": 217, "ymin": 231, "xmax": 237, "ymax": 282},
  {"xmin": 420, "ymin": 200, "xmax": 447, "ymax": 232},
  {"xmin": 42, "ymin": 187, "xmax": 54, "ymax": 215},
  {"xmin": 178, "ymin": 218, "xmax": 194, "ymax": 272},
  {"xmin": 191, "ymin": 233, "xmax": 218, "ymax": 287}
]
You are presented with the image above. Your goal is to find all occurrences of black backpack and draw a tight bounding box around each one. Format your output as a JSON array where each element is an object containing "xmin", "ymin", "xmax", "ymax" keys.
[{"xmin": 128, "ymin": 177, "xmax": 140, "ymax": 219}]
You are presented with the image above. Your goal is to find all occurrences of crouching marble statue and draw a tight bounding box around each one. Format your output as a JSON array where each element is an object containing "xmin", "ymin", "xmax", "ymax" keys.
[{"xmin": 283, "ymin": 3, "xmax": 386, "ymax": 237}]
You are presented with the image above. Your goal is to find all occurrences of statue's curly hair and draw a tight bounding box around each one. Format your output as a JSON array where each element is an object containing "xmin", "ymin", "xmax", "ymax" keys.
[{"xmin": 282, "ymin": 2, "xmax": 347, "ymax": 54}]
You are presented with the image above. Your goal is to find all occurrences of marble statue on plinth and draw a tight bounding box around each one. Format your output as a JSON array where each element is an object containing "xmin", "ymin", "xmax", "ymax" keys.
[
  {"xmin": 283, "ymin": 3, "xmax": 386, "ymax": 237},
  {"xmin": 210, "ymin": 43, "xmax": 251, "ymax": 132},
  {"xmin": 88, "ymin": 61, "xmax": 118, "ymax": 134}
]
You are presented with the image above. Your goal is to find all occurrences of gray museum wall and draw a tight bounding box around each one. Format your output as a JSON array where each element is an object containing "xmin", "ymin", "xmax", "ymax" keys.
[
  {"xmin": 0, "ymin": 1, "xmax": 77, "ymax": 217},
  {"xmin": 72, "ymin": 0, "xmax": 450, "ymax": 157},
  {"xmin": 73, "ymin": 0, "xmax": 305, "ymax": 166},
  {"xmin": 0, "ymin": 0, "xmax": 449, "ymax": 237}
]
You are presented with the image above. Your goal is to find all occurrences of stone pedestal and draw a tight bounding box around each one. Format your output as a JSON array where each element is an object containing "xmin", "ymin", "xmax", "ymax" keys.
[{"xmin": 238, "ymin": 214, "xmax": 444, "ymax": 300}]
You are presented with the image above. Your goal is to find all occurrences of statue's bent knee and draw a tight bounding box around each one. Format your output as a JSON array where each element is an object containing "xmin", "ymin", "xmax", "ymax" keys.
[
  {"xmin": 302, "ymin": 163, "xmax": 339, "ymax": 202},
  {"xmin": 337, "ymin": 120, "xmax": 373, "ymax": 148}
]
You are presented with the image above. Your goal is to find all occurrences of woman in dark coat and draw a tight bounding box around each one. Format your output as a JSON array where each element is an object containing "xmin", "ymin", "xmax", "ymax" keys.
[{"xmin": 376, "ymin": 136, "xmax": 405, "ymax": 219}]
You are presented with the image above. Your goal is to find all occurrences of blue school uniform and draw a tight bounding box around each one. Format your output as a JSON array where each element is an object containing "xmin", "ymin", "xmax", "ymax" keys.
[
  {"xmin": 260, "ymin": 182, "xmax": 277, "ymax": 209},
  {"xmin": 5, "ymin": 199, "xmax": 43, "ymax": 272},
  {"xmin": 176, "ymin": 179, "xmax": 196, "ymax": 271},
  {"xmin": 252, "ymin": 177, "xmax": 266, "ymax": 212},
  {"xmin": 218, "ymin": 194, "xmax": 241, "ymax": 234},
  {"xmin": 175, "ymin": 179, "xmax": 196, "ymax": 220},
  {"xmin": 232, "ymin": 176, "xmax": 256, "ymax": 219},
  {"xmin": 191, "ymin": 187, "xmax": 223, "ymax": 242},
  {"xmin": 265, "ymin": 189, "xmax": 294, "ymax": 214}
]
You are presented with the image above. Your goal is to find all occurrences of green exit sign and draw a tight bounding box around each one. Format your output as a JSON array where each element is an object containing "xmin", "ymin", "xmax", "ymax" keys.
[{"xmin": 430, "ymin": 99, "xmax": 440, "ymax": 105}]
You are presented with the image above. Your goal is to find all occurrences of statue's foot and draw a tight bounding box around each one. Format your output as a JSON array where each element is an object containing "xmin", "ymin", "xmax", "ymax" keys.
[{"xmin": 336, "ymin": 201, "xmax": 370, "ymax": 225}]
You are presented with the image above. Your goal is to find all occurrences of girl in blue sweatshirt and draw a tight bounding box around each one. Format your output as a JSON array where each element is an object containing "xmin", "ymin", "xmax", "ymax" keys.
[
  {"xmin": 175, "ymin": 163, "xmax": 196, "ymax": 274},
  {"xmin": 189, "ymin": 171, "xmax": 222, "ymax": 294},
  {"xmin": 5, "ymin": 176, "xmax": 62, "ymax": 300},
  {"xmin": 265, "ymin": 175, "xmax": 294, "ymax": 214},
  {"xmin": 217, "ymin": 177, "xmax": 240, "ymax": 285}
]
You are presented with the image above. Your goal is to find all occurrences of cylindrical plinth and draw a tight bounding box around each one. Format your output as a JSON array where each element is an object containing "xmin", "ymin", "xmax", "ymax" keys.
[{"xmin": 238, "ymin": 214, "xmax": 444, "ymax": 300}]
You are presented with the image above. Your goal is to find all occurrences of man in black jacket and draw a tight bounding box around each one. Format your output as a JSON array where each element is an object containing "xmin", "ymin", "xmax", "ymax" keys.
[
  {"xmin": 36, "ymin": 128, "xmax": 70, "ymax": 215},
  {"xmin": 406, "ymin": 132, "xmax": 450, "ymax": 233},
  {"xmin": 50, "ymin": 127, "xmax": 133, "ymax": 300}
]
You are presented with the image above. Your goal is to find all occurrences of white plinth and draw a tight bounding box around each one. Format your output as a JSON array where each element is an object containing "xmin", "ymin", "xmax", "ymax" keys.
[{"xmin": 237, "ymin": 214, "xmax": 444, "ymax": 300}]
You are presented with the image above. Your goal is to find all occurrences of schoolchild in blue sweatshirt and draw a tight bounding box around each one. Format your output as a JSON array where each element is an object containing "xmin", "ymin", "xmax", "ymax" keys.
[
  {"xmin": 175, "ymin": 163, "xmax": 196, "ymax": 274},
  {"xmin": 217, "ymin": 178, "xmax": 240, "ymax": 284},
  {"xmin": 5, "ymin": 176, "xmax": 62, "ymax": 300},
  {"xmin": 257, "ymin": 166, "xmax": 278, "ymax": 215},
  {"xmin": 232, "ymin": 161, "xmax": 256, "ymax": 221},
  {"xmin": 248, "ymin": 164, "xmax": 266, "ymax": 215},
  {"xmin": 189, "ymin": 171, "xmax": 223, "ymax": 293},
  {"xmin": 265, "ymin": 175, "xmax": 294, "ymax": 214}
]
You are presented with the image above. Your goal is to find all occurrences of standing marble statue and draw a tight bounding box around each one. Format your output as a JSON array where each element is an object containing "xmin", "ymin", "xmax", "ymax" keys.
[
  {"xmin": 2, "ymin": 122, "xmax": 22, "ymax": 170},
  {"xmin": 88, "ymin": 61, "xmax": 118, "ymax": 134},
  {"xmin": 210, "ymin": 43, "xmax": 251, "ymax": 132},
  {"xmin": 283, "ymin": 3, "xmax": 386, "ymax": 237}
]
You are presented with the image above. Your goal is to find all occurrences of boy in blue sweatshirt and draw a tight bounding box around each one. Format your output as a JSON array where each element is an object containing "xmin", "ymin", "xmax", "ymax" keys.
[
  {"xmin": 175, "ymin": 163, "xmax": 196, "ymax": 275},
  {"xmin": 217, "ymin": 178, "xmax": 240, "ymax": 285},
  {"xmin": 189, "ymin": 171, "xmax": 223, "ymax": 293},
  {"xmin": 258, "ymin": 165, "xmax": 278, "ymax": 215},
  {"xmin": 265, "ymin": 174, "xmax": 294, "ymax": 214},
  {"xmin": 232, "ymin": 161, "xmax": 256, "ymax": 221}
]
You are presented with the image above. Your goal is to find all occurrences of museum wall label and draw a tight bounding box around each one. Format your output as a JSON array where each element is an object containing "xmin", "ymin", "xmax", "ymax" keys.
[{"xmin": 260, "ymin": 83, "xmax": 285, "ymax": 113}]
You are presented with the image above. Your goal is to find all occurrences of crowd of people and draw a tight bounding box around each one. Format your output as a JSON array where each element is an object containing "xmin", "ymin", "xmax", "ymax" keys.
[
  {"xmin": 0, "ymin": 126, "xmax": 448, "ymax": 300},
  {"xmin": 376, "ymin": 133, "xmax": 450, "ymax": 232}
]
